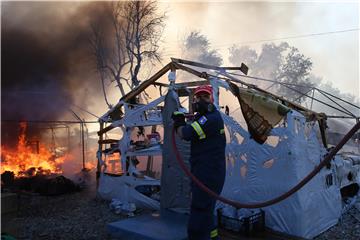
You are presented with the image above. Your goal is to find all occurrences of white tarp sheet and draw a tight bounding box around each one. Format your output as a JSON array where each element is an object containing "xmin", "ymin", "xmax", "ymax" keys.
[
  {"xmin": 161, "ymin": 89, "xmax": 191, "ymax": 211},
  {"xmin": 98, "ymin": 173, "xmax": 160, "ymax": 210},
  {"xmin": 218, "ymin": 110, "xmax": 342, "ymax": 239}
]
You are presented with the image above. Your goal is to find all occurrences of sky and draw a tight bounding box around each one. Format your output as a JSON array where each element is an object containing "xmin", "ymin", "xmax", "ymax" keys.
[
  {"xmin": 1, "ymin": 1, "xmax": 358, "ymax": 173},
  {"xmin": 159, "ymin": 1, "xmax": 359, "ymax": 96},
  {"xmin": 1, "ymin": 0, "xmax": 359, "ymax": 124}
]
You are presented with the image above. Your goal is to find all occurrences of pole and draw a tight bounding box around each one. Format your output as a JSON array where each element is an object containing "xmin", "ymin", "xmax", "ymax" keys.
[
  {"xmin": 357, "ymin": 118, "xmax": 360, "ymax": 154},
  {"xmin": 97, "ymin": 122, "xmax": 104, "ymax": 189},
  {"xmin": 310, "ymin": 89, "xmax": 315, "ymax": 110},
  {"xmin": 67, "ymin": 126, "xmax": 70, "ymax": 153},
  {"xmin": 81, "ymin": 122, "xmax": 85, "ymax": 169}
]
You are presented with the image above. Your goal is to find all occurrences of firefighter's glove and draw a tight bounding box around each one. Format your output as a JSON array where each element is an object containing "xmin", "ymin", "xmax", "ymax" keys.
[{"xmin": 172, "ymin": 111, "xmax": 186, "ymax": 130}]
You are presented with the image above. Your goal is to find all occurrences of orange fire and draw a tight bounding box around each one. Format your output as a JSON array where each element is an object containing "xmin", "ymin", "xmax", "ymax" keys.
[{"xmin": 1, "ymin": 122, "xmax": 65, "ymax": 177}]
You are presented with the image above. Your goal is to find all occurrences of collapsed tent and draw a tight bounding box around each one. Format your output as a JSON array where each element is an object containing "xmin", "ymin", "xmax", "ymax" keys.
[
  {"xmin": 161, "ymin": 90, "xmax": 191, "ymax": 211},
  {"xmin": 98, "ymin": 174, "xmax": 160, "ymax": 210},
  {"xmin": 96, "ymin": 58, "xmax": 360, "ymax": 239}
]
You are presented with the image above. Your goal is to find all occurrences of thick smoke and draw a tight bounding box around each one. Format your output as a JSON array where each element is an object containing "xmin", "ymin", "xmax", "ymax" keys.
[
  {"xmin": 2, "ymin": 27, "xmax": 72, "ymax": 120},
  {"xmin": 182, "ymin": 31, "xmax": 223, "ymax": 66},
  {"xmin": 1, "ymin": 1, "xmax": 111, "ymax": 121},
  {"xmin": 1, "ymin": 2, "xmax": 114, "ymax": 147}
]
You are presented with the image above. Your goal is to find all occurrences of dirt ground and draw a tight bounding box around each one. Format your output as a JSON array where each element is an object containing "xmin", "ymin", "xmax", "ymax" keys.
[
  {"xmin": 315, "ymin": 202, "xmax": 360, "ymax": 240},
  {"xmin": 2, "ymin": 182, "xmax": 360, "ymax": 240},
  {"xmin": 2, "ymin": 183, "xmax": 125, "ymax": 240}
]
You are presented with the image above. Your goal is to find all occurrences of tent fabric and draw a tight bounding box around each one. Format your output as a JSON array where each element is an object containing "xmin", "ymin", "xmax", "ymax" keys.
[
  {"xmin": 238, "ymin": 88, "xmax": 290, "ymax": 125},
  {"xmin": 97, "ymin": 79, "xmax": 343, "ymax": 238},
  {"xmin": 237, "ymin": 88, "xmax": 290, "ymax": 144},
  {"xmin": 218, "ymin": 110, "xmax": 341, "ymax": 239},
  {"xmin": 97, "ymin": 174, "xmax": 160, "ymax": 210},
  {"xmin": 161, "ymin": 89, "xmax": 191, "ymax": 212}
]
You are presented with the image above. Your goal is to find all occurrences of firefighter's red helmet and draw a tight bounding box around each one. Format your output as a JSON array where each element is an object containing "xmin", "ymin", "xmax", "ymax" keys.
[{"xmin": 194, "ymin": 85, "xmax": 213, "ymax": 102}]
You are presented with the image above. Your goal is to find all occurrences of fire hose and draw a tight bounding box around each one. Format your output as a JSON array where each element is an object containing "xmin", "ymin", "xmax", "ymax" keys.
[{"xmin": 171, "ymin": 121, "xmax": 360, "ymax": 209}]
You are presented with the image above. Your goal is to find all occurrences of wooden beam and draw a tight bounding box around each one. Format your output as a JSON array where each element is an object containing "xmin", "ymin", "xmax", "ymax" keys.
[
  {"xmin": 173, "ymin": 63, "xmax": 319, "ymax": 117},
  {"xmin": 173, "ymin": 61, "xmax": 311, "ymax": 115},
  {"xmin": 177, "ymin": 88, "xmax": 190, "ymax": 97},
  {"xmin": 172, "ymin": 62, "xmax": 208, "ymax": 79},
  {"xmin": 171, "ymin": 58, "xmax": 248, "ymax": 75},
  {"xmin": 102, "ymin": 63, "xmax": 172, "ymax": 120},
  {"xmin": 153, "ymin": 82, "xmax": 169, "ymax": 88},
  {"xmin": 189, "ymin": 89, "xmax": 195, "ymax": 113},
  {"xmin": 98, "ymin": 139, "xmax": 120, "ymax": 144},
  {"xmin": 97, "ymin": 124, "xmax": 115, "ymax": 136},
  {"xmin": 120, "ymin": 63, "xmax": 173, "ymax": 102},
  {"xmin": 175, "ymin": 80, "xmax": 210, "ymax": 88}
]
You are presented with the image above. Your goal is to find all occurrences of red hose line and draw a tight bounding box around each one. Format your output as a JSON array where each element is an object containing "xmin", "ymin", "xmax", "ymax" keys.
[{"xmin": 172, "ymin": 122, "xmax": 360, "ymax": 209}]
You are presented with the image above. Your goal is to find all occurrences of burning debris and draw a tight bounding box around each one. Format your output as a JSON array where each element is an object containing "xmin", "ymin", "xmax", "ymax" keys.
[
  {"xmin": 1, "ymin": 171, "xmax": 80, "ymax": 196},
  {"xmin": 0, "ymin": 122, "xmax": 86, "ymax": 195},
  {"xmin": 1, "ymin": 122, "xmax": 65, "ymax": 177}
]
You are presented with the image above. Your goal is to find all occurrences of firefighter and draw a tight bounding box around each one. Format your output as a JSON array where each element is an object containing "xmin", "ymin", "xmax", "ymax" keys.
[{"xmin": 172, "ymin": 85, "xmax": 226, "ymax": 240}]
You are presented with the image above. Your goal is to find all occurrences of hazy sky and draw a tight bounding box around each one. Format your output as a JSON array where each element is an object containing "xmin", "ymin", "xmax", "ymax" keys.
[
  {"xmin": 1, "ymin": 0, "xmax": 359, "ymax": 122},
  {"xmin": 159, "ymin": 1, "xmax": 359, "ymax": 96}
]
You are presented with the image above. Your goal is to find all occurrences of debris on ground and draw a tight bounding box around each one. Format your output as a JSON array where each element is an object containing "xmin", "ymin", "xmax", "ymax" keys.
[
  {"xmin": 315, "ymin": 196, "xmax": 360, "ymax": 240},
  {"xmin": 109, "ymin": 199, "xmax": 137, "ymax": 217},
  {"xmin": 2, "ymin": 184, "xmax": 128, "ymax": 240}
]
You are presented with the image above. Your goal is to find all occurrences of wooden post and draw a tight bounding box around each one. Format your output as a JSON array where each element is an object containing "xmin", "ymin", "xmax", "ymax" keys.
[
  {"xmin": 81, "ymin": 121, "xmax": 85, "ymax": 169},
  {"xmin": 67, "ymin": 126, "xmax": 70, "ymax": 154},
  {"xmin": 357, "ymin": 118, "xmax": 360, "ymax": 154},
  {"xmin": 310, "ymin": 89, "xmax": 315, "ymax": 110},
  {"xmin": 96, "ymin": 121, "xmax": 104, "ymax": 189},
  {"xmin": 146, "ymin": 125, "xmax": 157, "ymax": 177},
  {"xmin": 189, "ymin": 89, "xmax": 195, "ymax": 113}
]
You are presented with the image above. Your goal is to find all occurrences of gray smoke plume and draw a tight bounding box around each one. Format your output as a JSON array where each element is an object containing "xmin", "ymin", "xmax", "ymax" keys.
[
  {"xmin": 181, "ymin": 31, "xmax": 223, "ymax": 66},
  {"xmin": 1, "ymin": 1, "xmax": 111, "ymax": 121},
  {"xmin": 1, "ymin": 1, "xmax": 115, "ymax": 148}
]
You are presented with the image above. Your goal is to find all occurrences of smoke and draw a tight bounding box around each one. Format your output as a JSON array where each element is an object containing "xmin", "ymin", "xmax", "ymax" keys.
[
  {"xmin": 181, "ymin": 31, "xmax": 223, "ymax": 66},
  {"xmin": 1, "ymin": 1, "xmax": 111, "ymax": 122},
  {"xmin": 228, "ymin": 42, "xmax": 293, "ymax": 92},
  {"xmin": 0, "ymin": 1, "xmax": 119, "ymax": 151}
]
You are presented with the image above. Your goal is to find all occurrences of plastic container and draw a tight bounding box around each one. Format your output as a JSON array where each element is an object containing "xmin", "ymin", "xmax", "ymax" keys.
[{"xmin": 217, "ymin": 208, "xmax": 265, "ymax": 236}]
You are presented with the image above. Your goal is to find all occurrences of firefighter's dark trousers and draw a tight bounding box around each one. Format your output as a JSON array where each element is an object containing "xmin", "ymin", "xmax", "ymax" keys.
[{"xmin": 187, "ymin": 171, "xmax": 224, "ymax": 240}]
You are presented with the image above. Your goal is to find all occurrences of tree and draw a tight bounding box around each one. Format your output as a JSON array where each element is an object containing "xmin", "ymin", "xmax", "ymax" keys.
[
  {"xmin": 228, "ymin": 43, "xmax": 288, "ymax": 79},
  {"xmin": 182, "ymin": 31, "xmax": 223, "ymax": 66},
  {"xmin": 229, "ymin": 45, "xmax": 258, "ymax": 70},
  {"xmin": 90, "ymin": 1, "xmax": 165, "ymax": 108},
  {"xmin": 255, "ymin": 43, "xmax": 289, "ymax": 80},
  {"xmin": 228, "ymin": 42, "xmax": 315, "ymax": 101},
  {"xmin": 228, "ymin": 42, "xmax": 359, "ymax": 117},
  {"xmin": 276, "ymin": 46, "xmax": 315, "ymax": 101},
  {"xmin": 122, "ymin": 1, "xmax": 165, "ymax": 88},
  {"xmin": 315, "ymin": 80, "xmax": 360, "ymax": 116}
]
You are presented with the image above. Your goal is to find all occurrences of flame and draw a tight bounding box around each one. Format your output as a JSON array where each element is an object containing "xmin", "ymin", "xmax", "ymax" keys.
[
  {"xmin": 105, "ymin": 152, "xmax": 122, "ymax": 174},
  {"xmin": 1, "ymin": 122, "xmax": 65, "ymax": 177},
  {"xmin": 84, "ymin": 161, "xmax": 96, "ymax": 170}
]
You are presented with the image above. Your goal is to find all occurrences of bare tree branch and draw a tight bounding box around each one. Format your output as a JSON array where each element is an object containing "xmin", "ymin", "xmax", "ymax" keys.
[{"xmin": 90, "ymin": 0, "xmax": 165, "ymax": 104}]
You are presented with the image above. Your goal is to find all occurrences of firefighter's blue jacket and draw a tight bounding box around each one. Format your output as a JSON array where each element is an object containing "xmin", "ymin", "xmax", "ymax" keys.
[{"xmin": 181, "ymin": 109, "xmax": 226, "ymax": 240}]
